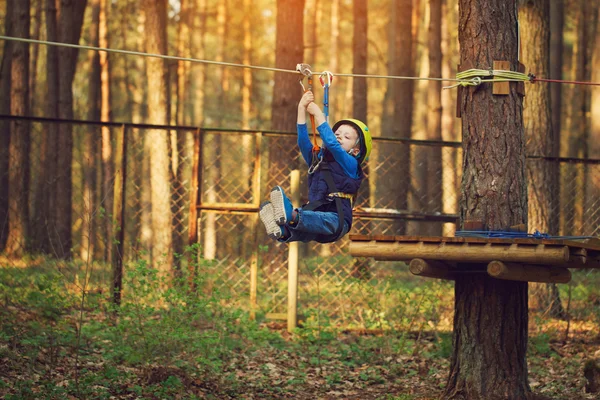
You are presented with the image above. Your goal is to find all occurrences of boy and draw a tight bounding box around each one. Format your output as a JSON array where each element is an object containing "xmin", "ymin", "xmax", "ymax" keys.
[{"xmin": 259, "ymin": 90, "xmax": 372, "ymax": 243}]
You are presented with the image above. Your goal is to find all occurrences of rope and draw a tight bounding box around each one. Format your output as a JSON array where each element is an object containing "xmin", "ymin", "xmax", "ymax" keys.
[
  {"xmin": 2, "ymin": 35, "xmax": 598, "ymax": 88},
  {"xmin": 443, "ymin": 68, "xmax": 531, "ymax": 89},
  {"xmin": 455, "ymin": 230, "xmax": 596, "ymax": 241},
  {"xmin": 0, "ymin": 35, "xmax": 461, "ymax": 83}
]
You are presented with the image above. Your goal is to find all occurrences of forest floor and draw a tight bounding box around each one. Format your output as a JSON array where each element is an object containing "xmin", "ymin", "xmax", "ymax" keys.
[
  {"xmin": 1, "ymin": 258, "xmax": 599, "ymax": 399},
  {"xmin": 2, "ymin": 307, "xmax": 599, "ymax": 399}
]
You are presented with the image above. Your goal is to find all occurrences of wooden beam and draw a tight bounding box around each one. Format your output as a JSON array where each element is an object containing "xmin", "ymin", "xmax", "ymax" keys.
[
  {"xmin": 349, "ymin": 241, "xmax": 570, "ymax": 265},
  {"xmin": 409, "ymin": 259, "xmax": 455, "ymax": 280},
  {"xmin": 487, "ymin": 261, "xmax": 571, "ymax": 284}
]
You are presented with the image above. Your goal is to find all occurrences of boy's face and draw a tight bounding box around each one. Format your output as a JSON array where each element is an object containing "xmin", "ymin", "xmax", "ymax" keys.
[{"xmin": 334, "ymin": 124, "xmax": 360, "ymax": 156}]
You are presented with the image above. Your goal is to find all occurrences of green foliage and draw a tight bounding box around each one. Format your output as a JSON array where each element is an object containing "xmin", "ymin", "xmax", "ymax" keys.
[{"xmin": 1, "ymin": 248, "xmax": 598, "ymax": 399}]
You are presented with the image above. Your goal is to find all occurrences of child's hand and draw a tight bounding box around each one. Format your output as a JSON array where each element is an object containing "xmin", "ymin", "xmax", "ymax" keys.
[
  {"xmin": 306, "ymin": 101, "xmax": 322, "ymax": 116},
  {"xmin": 299, "ymin": 91, "xmax": 314, "ymax": 109}
]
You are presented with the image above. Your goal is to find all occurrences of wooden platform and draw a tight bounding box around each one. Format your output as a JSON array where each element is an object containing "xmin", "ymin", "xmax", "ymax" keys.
[{"xmin": 348, "ymin": 234, "xmax": 600, "ymax": 283}]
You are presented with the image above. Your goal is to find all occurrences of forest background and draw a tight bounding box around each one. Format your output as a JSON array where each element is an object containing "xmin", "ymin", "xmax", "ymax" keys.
[{"xmin": 1, "ymin": 0, "xmax": 600, "ymax": 399}]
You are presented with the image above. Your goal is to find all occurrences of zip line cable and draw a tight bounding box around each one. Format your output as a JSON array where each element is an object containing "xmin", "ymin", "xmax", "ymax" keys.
[
  {"xmin": 0, "ymin": 35, "xmax": 488, "ymax": 85},
  {"xmin": 1, "ymin": 35, "xmax": 599, "ymax": 88}
]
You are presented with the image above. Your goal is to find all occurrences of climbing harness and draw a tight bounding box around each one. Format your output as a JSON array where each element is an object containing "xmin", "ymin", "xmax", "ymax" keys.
[{"xmin": 302, "ymin": 161, "xmax": 346, "ymax": 243}]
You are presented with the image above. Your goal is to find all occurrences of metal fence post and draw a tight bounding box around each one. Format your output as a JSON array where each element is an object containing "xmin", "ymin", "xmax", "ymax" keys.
[{"xmin": 111, "ymin": 124, "xmax": 127, "ymax": 306}]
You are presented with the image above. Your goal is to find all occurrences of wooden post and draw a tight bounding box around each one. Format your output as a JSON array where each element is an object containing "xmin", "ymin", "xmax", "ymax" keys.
[
  {"xmin": 250, "ymin": 131, "xmax": 263, "ymax": 320},
  {"xmin": 249, "ymin": 221, "xmax": 258, "ymax": 320},
  {"xmin": 487, "ymin": 261, "xmax": 571, "ymax": 284},
  {"xmin": 287, "ymin": 170, "xmax": 300, "ymax": 332},
  {"xmin": 409, "ymin": 258, "xmax": 456, "ymax": 280},
  {"xmin": 111, "ymin": 124, "xmax": 127, "ymax": 306},
  {"xmin": 187, "ymin": 128, "xmax": 201, "ymax": 290}
]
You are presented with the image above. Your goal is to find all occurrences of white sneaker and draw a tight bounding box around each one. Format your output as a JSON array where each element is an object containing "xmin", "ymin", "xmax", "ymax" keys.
[{"xmin": 259, "ymin": 202, "xmax": 283, "ymax": 239}]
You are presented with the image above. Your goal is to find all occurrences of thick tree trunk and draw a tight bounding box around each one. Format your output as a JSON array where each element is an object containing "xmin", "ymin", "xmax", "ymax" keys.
[
  {"xmin": 5, "ymin": 0, "xmax": 30, "ymax": 257},
  {"xmin": 444, "ymin": 1, "xmax": 530, "ymax": 399},
  {"xmin": 144, "ymin": 0, "xmax": 173, "ymax": 276}
]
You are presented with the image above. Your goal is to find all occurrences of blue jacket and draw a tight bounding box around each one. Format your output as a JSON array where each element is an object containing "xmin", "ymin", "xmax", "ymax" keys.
[{"xmin": 297, "ymin": 122, "xmax": 364, "ymax": 229}]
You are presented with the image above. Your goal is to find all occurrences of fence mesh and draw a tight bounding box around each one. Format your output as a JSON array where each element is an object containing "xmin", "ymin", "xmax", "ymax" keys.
[{"xmin": 0, "ymin": 117, "xmax": 598, "ymax": 329}]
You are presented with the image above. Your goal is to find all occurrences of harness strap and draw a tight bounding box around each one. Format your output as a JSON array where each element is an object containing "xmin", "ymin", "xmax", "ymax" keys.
[
  {"xmin": 302, "ymin": 162, "xmax": 345, "ymax": 241},
  {"xmin": 328, "ymin": 192, "xmax": 355, "ymax": 206}
]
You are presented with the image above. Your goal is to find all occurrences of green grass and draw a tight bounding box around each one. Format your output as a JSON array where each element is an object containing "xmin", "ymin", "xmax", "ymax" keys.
[{"xmin": 1, "ymin": 249, "xmax": 599, "ymax": 399}]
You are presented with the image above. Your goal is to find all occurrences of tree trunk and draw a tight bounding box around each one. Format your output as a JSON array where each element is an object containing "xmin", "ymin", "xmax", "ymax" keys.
[
  {"xmin": 192, "ymin": 0, "xmax": 207, "ymax": 127},
  {"xmin": 519, "ymin": 0, "xmax": 566, "ymax": 319},
  {"xmin": 271, "ymin": 0, "xmax": 305, "ymax": 132},
  {"xmin": 203, "ymin": 0, "xmax": 228, "ymax": 260},
  {"xmin": 548, "ymin": 0, "xmax": 562, "ymax": 237},
  {"xmin": 5, "ymin": 0, "xmax": 30, "ymax": 257},
  {"xmin": 444, "ymin": 1, "xmax": 530, "ymax": 398},
  {"xmin": 591, "ymin": 6, "xmax": 600, "ymax": 161},
  {"xmin": 563, "ymin": 0, "xmax": 586, "ymax": 236},
  {"xmin": 82, "ymin": 0, "xmax": 101, "ymax": 262},
  {"xmin": 29, "ymin": 0, "xmax": 42, "ymax": 114},
  {"xmin": 100, "ymin": 0, "xmax": 113, "ymax": 262},
  {"xmin": 32, "ymin": 0, "xmax": 59, "ymax": 254},
  {"xmin": 423, "ymin": 0, "xmax": 443, "ymax": 236},
  {"xmin": 144, "ymin": 0, "xmax": 173, "ymax": 276},
  {"xmin": 441, "ymin": 0, "xmax": 459, "ymax": 236},
  {"xmin": 379, "ymin": 0, "xmax": 413, "ymax": 235},
  {"xmin": 0, "ymin": 0, "xmax": 14, "ymax": 251},
  {"xmin": 350, "ymin": 0, "xmax": 371, "ymax": 278},
  {"xmin": 53, "ymin": 0, "xmax": 87, "ymax": 259}
]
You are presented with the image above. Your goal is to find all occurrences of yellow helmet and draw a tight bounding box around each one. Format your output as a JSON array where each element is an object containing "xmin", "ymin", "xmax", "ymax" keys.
[{"xmin": 332, "ymin": 118, "xmax": 372, "ymax": 164}]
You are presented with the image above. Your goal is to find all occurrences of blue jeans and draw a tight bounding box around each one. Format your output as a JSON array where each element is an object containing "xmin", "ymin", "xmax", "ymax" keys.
[{"xmin": 279, "ymin": 209, "xmax": 349, "ymax": 243}]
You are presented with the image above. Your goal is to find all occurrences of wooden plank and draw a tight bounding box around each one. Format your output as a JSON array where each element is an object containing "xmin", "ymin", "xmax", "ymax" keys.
[
  {"xmin": 350, "ymin": 241, "xmax": 570, "ymax": 265},
  {"xmin": 409, "ymin": 259, "xmax": 456, "ymax": 281},
  {"xmin": 487, "ymin": 261, "xmax": 571, "ymax": 284}
]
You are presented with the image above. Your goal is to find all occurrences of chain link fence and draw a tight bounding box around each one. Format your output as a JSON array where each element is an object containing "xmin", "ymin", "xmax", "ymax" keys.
[{"xmin": 1, "ymin": 116, "xmax": 599, "ymax": 329}]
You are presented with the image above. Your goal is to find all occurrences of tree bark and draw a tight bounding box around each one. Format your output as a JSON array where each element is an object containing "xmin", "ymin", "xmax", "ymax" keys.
[
  {"xmin": 5, "ymin": 0, "xmax": 30, "ymax": 257},
  {"xmin": 563, "ymin": 0, "xmax": 586, "ymax": 236},
  {"xmin": 444, "ymin": 1, "xmax": 530, "ymax": 398},
  {"xmin": 441, "ymin": 0, "xmax": 460, "ymax": 236},
  {"xmin": 144, "ymin": 0, "xmax": 173, "ymax": 276},
  {"xmin": 271, "ymin": 0, "xmax": 305, "ymax": 132},
  {"xmin": 100, "ymin": 0, "xmax": 113, "ymax": 262},
  {"xmin": 29, "ymin": 0, "xmax": 42, "ymax": 113},
  {"xmin": 53, "ymin": 0, "xmax": 88, "ymax": 259},
  {"xmin": 519, "ymin": 0, "xmax": 566, "ymax": 319},
  {"xmin": 0, "ymin": 0, "xmax": 14, "ymax": 251},
  {"xmin": 82, "ymin": 0, "xmax": 101, "ymax": 262},
  {"xmin": 423, "ymin": 0, "xmax": 443, "ymax": 236},
  {"xmin": 379, "ymin": 0, "xmax": 413, "ymax": 235}
]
